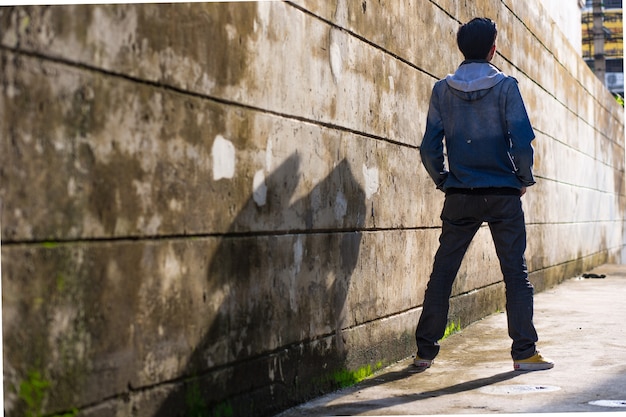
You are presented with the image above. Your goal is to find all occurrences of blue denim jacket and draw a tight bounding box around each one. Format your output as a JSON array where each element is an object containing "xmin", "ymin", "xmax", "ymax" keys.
[{"xmin": 420, "ymin": 61, "xmax": 535, "ymax": 191}]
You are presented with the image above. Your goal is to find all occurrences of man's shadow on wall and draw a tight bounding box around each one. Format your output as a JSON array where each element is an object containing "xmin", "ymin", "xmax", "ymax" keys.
[{"xmin": 156, "ymin": 152, "xmax": 367, "ymax": 416}]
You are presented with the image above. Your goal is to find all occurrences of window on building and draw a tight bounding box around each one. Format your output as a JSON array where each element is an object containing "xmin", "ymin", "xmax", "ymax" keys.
[
  {"xmin": 606, "ymin": 58, "xmax": 624, "ymax": 72},
  {"xmin": 605, "ymin": 0, "xmax": 623, "ymax": 8},
  {"xmin": 586, "ymin": 0, "xmax": 623, "ymax": 8}
]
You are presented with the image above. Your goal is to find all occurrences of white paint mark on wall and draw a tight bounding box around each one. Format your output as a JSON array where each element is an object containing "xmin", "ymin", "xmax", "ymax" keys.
[
  {"xmin": 362, "ymin": 165, "xmax": 380, "ymax": 199},
  {"xmin": 88, "ymin": 7, "xmax": 138, "ymax": 63},
  {"xmin": 168, "ymin": 199, "xmax": 183, "ymax": 212},
  {"xmin": 212, "ymin": 135, "xmax": 236, "ymax": 180},
  {"xmin": 334, "ymin": 191, "xmax": 348, "ymax": 220},
  {"xmin": 253, "ymin": 170, "xmax": 267, "ymax": 207},
  {"xmin": 224, "ymin": 24, "xmax": 237, "ymax": 41},
  {"xmin": 67, "ymin": 177, "xmax": 76, "ymax": 197},
  {"xmin": 268, "ymin": 358, "xmax": 276, "ymax": 381},
  {"xmin": 290, "ymin": 236, "xmax": 304, "ymax": 312},
  {"xmin": 265, "ymin": 138, "xmax": 273, "ymax": 172},
  {"xmin": 293, "ymin": 236, "xmax": 303, "ymax": 275},
  {"xmin": 196, "ymin": 112, "xmax": 205, "ymax": 126},
  {"xmin": 330, "ymin": 41, "xmax": 343, "ymax": 84},
  {"xmin": 310, "ymin": 186, "xmax": 321, "ymax": 214},
  {"xmin": 388, "ymin": 75, "xmax": 395, "ymax": 91},
  {"xmin": 162, "ymin": 247, "xmax": 184, "ymax": 296},
  {"xmin": 145, "ymin": 214, "xmax": 162, "ymax": 235},
  {"xmin": 256, "ymin": 1, "xmax": 271, "ymax": 32},
  {"xmin": 133, "ymin": 179, "xmax": 152, "ymax": 211}
]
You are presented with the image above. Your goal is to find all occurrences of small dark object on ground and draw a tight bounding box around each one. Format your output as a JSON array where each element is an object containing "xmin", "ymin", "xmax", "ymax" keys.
[{"xmin": 582, "ymin": 273, "xmax": 606, "ymax": 279}]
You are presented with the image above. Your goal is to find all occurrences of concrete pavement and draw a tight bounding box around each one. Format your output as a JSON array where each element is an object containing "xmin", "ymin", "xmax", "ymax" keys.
[{"xmin": 276, "ymin": 264, "xmax": 626, "ymax": 416}]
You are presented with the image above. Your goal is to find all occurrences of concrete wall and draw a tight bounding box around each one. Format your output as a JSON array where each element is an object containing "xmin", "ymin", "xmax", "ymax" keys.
[
  {"xmin": 0, "ymin": 1, "xmax": 623, "ymax": 416},
  {"xmin": 540, "ymin": 0, "xmax": 585, "ymax": 55}
]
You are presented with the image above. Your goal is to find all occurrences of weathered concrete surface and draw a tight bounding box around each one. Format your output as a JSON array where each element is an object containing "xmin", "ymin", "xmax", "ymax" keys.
[
  {"xmin": 1, "ymin": 1, "xmax": 624, "ymax": 416},
  {"xmin": 0, "ymin": 50, "xmax": 436, "ymax": 240},
  {"xmin": 276, "ymin": 264, "xmax": 626, "ymax": 416}
]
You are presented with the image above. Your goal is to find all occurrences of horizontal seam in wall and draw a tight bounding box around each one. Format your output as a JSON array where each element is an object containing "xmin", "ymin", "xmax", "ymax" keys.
[
  {"xmin": 0, "ymin": 226, "xmax": 441, "ymax": 247},
  {"xmin": 340, "ymin": 281, "xmax": 505, "ymax": 333},
  {"xmin": 285, "ymin": 1, "xmax": 440, "ymax": 81},
  {"xmin": 528, "ymin": 248, "xmax": 618, "ymax": 275},
  {"xmin": 526, "ymin": 220, "xmax": 626, "ymax": 226},
  {"xmin": 4, "ymin": 217, "xmax": 625, "ymax": 246},
  {"xmin": 498, "ymin": 2, "xmax": 621, "ymax": 126},
  {"xmin": 533, "ymin": 174, "xmax": 626, "ymax": 196},
  {"xmin": 0, "ymin": 44, "xmax": 418, "ymax": 152},
  {"xmin": 533, "ymin": 126, "xmax": 626, "ymax": 167},
  {"xmin": 287, "ymin": 3, "xmax": 623, "ymax": 165}
]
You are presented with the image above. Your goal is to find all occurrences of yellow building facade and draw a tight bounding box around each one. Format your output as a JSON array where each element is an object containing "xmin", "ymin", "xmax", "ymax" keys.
[{"xmin": 582, "ymin": 3, "xmax": 624, "ymax": 95}]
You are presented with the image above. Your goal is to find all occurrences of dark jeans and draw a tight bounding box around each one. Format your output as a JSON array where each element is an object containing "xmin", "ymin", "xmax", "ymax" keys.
[{"xmin": 415, "ymin": 192, "xmax": 538, "ymax": 361}]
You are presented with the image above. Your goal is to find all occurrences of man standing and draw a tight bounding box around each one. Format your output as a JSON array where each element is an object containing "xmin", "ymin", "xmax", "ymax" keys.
[{"xmin": 415, "ymin": 17, "xmax": 553, "ymax": 372}]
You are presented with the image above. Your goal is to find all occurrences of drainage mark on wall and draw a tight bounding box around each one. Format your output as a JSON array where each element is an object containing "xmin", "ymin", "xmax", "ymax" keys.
[
  {"xmin": 589, "ymin": 400, "xmax": 626, "ymax": 408},
  {"xmin": 479, "ymin": 385, "xmax": 561, "ymax": 395}
]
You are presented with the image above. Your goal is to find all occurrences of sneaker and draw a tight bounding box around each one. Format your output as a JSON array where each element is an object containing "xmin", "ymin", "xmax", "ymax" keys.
[
  {"xmin": 413, "ymin": 355, "xmax": 433, "ymax": 371},
  {"xmin": 513, "ymin": 352, "xmax": 554, "ymax": 371}
]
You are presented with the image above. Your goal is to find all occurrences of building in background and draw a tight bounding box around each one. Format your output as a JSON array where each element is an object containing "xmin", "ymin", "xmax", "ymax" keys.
[{"xmin": 582, "ymin": 0, "xmax": 624, "ymax": 97}]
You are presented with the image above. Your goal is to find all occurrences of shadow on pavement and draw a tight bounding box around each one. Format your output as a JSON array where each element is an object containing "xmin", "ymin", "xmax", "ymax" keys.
[{"xmin": 312, "ymin": 369, "xmax": 528, "ymax": 415}]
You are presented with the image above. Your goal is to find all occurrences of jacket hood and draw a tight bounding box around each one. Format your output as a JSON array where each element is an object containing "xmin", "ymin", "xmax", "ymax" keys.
[{"xmin": 444, "ymin": 61, "xmax": 506, "ymax": 100}]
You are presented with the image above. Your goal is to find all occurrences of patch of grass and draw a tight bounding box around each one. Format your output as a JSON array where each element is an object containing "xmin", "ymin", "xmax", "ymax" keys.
[
  {"xmin": 18, "ymin": 370, "xmax": 50, "ymax": 417},
  {"xmin": 441, "ymin": 319, "xmax": 461, "ymax": 340},
  {"xmin": 332, "ymin": 362, "xmax": 383, "ymax": 388}
]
